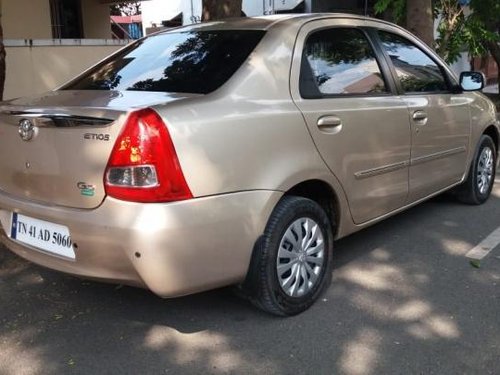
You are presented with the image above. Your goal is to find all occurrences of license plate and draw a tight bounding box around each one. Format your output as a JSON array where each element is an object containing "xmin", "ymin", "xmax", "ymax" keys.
[{"xmin": 10, "ymin": 213, "xmax": 75, "ymax": 259}]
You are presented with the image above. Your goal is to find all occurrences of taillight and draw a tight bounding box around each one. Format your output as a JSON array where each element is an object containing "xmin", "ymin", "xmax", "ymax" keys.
[{"xmin": 104, "ymin": 108, "xmax": 192, "ymax": 203}]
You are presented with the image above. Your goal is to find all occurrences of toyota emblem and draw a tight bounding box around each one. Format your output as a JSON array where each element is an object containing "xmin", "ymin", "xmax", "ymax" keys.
[{"xmin": 19, "ymin": 119, "xmax": 36, "ymax": 141}]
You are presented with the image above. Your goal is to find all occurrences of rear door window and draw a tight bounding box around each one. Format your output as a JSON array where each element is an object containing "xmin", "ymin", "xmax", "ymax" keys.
[
  {"xmin": 300, "ymin": 28, "xmax": 388, "ymax": 98},
  {"xmin": 64, "ymin": 30, "xmax": 265, "ymax": 94}
]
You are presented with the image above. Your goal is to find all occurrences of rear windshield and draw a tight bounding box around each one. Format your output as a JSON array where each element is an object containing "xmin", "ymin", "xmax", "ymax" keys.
[{"xmin": 63, "ymin": 30, "xmax": 265, "ymax": 94}]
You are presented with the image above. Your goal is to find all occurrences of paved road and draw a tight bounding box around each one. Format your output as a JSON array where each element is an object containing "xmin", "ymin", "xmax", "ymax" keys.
[{"xmin": 1, "ymin": 175, "xmax": 500, "ymax": 375}]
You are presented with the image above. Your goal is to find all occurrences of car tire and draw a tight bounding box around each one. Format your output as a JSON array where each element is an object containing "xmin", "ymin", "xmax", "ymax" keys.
[
  {"xmin": 244, "ymin": 196, "xmax": 334, "ymax": 316},
  {"xmin": 455, "ymin": 135, "xmax": 497, "ymax": 205}
]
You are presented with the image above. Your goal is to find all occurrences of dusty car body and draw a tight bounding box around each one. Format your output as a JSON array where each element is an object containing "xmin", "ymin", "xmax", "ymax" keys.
[{"xmin": 0, "ymin": 14, "xmax": 498, "ymax": 315}]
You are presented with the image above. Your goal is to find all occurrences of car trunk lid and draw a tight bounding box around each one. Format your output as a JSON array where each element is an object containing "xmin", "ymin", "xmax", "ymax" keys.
[{"xmin": 0, "ymin": 90, "xmax": 198, "ymax": 209}]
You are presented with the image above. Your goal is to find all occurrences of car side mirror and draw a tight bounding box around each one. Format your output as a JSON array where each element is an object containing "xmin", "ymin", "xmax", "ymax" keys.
[{"xmin": 459, "ymin": 71, "xmax": 485, "ymax": 91}]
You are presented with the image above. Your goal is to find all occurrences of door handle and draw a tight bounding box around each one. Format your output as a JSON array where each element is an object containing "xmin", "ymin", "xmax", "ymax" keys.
[
  {"xmin": 412, "ymin": 110, "xmax": 428, "ymax": 123},
  {"xmin": 317, "ymin": 115, "xmax": 343, "ymax": 134}
]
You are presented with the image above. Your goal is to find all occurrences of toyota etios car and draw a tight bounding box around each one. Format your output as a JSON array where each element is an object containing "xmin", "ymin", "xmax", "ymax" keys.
[{"xmin": 0, "ymin": 14, "xmax": 497, "ymax": 315}]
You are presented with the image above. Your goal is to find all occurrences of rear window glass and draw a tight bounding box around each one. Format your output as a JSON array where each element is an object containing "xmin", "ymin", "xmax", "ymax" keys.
[{"xmin": 63, "ymin": 30, "xmax": 265, "ymax": 94}]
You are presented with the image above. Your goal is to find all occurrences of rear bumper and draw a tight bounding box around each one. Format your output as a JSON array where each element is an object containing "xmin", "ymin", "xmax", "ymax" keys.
[{"xmin": 0, "ymin": 191, "xmax": 281, "ymax": 297}]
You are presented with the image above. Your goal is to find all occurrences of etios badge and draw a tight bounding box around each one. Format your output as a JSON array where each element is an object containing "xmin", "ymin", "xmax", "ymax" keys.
[{"xmin": 18, "ymin": 119, "xmax": 36, "ymax": 141}]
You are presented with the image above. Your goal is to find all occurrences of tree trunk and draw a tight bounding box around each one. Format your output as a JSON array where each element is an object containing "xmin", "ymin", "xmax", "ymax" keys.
[
  {"xmin": 406, "ymin": 0, "xmax": 434, "ymax": 48},
  {"xmin": 202, "ymin": 0, "xmax": 242, "ymax": 21},
  {"xmin": 0, "ymin": 1, "xmax": 5, "ymax": 101},
  {"xmin": 486, "ymin": 41, "xmax": 500, "ymax": 94}
]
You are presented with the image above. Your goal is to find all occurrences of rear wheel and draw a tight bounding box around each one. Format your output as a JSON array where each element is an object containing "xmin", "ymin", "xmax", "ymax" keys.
[
  {"xmin": 455, "ymin": 135, "xmax": 496, "ymax": 205},
  {"xmin": 245, "ymin": 196, "xmax": 334, "ymax": 316}
]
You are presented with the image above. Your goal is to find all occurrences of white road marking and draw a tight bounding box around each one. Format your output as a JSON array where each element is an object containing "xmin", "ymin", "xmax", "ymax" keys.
[{"xmin": 466, "ymin": 226, "xmax": 500, "ymax": 260}]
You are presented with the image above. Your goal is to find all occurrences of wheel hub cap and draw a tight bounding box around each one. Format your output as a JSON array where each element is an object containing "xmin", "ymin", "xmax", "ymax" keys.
[
  {"xmin": 477, "ymin": 147, "xmax": 494, "ymax": 195},
  {"xmin": 276, "ymin": 217, "xmax": 325, "ymax": 298}
]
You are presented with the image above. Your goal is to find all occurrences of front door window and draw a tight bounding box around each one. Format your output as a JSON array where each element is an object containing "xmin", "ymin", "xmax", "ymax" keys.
[{"xmin": 378, "ymin": 31, "xmax": 449, "ymax": 93}]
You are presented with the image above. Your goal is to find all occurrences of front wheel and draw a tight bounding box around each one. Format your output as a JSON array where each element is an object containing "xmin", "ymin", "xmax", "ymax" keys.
[
  {"xmin": 455, "ymin": 135, "xmax": 497, "ymax": 205},
  {"xmin": 245, "ymin": 196, "xmax": 334, "ymax": 316}
]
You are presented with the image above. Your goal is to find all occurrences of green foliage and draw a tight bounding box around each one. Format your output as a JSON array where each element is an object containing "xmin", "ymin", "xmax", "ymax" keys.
[
  {"xmin": 461, "ymin": 16, "xmax": 498, "ymax": 58},
  {"xmin": 468, "ymin": 0, "xmax": 500, "ymax": 51},
  {"xmin": 374, "ymin": 0, "xmax": 500, "ymax": 64},
  {"xmin": 434, "ymin": 0, "xmax": 467, "ymax": 63},
  {"xmin": 374, "ymin": 0, "xmax": 406, "ymax": 23},
  {"xmin": 469, "ymin": 259, "xmax": 481, "ymax": 268},
  {"xmin": 470, "ymin": 0, "xmax": 500, "ymax": 29}
]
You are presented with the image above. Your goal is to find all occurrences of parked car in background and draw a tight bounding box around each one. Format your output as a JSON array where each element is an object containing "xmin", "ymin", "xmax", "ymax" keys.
[{"xmin": 0, "ymin": 14, "xmax": 498, "ymax": 316}]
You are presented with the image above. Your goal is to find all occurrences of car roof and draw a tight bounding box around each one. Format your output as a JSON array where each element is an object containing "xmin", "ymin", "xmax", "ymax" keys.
[{"xmin": 157, "ymin": 13, "xmax": 396, "ymax": 33}]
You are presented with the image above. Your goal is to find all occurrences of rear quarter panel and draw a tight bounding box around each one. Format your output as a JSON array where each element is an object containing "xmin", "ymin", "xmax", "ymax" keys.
[
  {"xmin": 153, "ymin": 23, "xmax": 329, "ymax": 195},
  {"xmin": 152, "ymin": 22, "xmax": 353, "ymax": 237}
]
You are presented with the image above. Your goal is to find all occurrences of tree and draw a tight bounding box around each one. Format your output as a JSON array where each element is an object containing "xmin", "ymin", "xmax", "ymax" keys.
[
  {"xmin": 433, "ymin": 0, "xmax": 499, "ymax": 92},
  {"xmin": 0, "ymin": 0, "xmax": 5, "ymax": 101},
  {"xmin": 469, "ymin": 0, "xmax": 500, "ymax": 92},
  {"xmin": 406, "ymin": 0, "xmax": 434, "ymax": 47},
  {"xmin": 375, "ymin": 0, "xmax": 500, "ymax": 92},
  {"xmin": 202, "ymin": 0, "xmax": 242, "ymax": 21},
  {"xmin": 374, "ymin": 0, "xmax": 434, "ymax": 46},
  {"xmin": 434, "ymin": 0, "xmax": 468, "ymax": 63},
  {"xmin": 110, "ymin": 2, "xmax": 141, "ymax": 16}
]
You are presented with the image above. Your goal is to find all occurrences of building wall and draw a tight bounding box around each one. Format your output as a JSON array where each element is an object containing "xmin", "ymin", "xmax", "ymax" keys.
[
  {"xmin": 1, "ymin": 0, "xmax": 122, "ymax": 99},
  {"xmin": 142, "ymin": 0, "xmax": 183, "ymax": 29},
  {"xmin": 2, "ymin": 0, "xmax": 52, "ymax": 39},
  {"xmin": 450, "ymin": 52, "xmax": 470, "ymax": 77},
  {"xmin": 2, "ymin": 0, "xmax": 111, "ymax": 39},
  {"xmin": 473, "ymin": 56, "xmax": 499, "ymax": 84},
  {"xmin": 4, "ymin": 41, "xmax": 127, "ymax": 100},
  {"xmin": 81, "ymin": 0, "xmax": 112, "ymax": 38}
]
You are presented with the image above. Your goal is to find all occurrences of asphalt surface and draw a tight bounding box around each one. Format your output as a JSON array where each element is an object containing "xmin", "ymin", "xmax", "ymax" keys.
[{"xmin": 1, "ymin": 173, "xmax": 500, "ymax": 375}]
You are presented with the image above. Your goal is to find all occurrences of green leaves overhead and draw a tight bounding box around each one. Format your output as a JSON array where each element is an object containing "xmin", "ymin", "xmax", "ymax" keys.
[{"xmin": 374, "ymin": 0, "xmax": 406, "ymax": 24}]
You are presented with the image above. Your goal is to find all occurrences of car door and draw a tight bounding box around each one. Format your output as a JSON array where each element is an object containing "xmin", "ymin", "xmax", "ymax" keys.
[
  {"xmin": 290, "ymin": 20, "xmax": 411, "ymax": 224},
  {"xmin": 375, "ymin": 30, "xmax": 471, "ymax": 202}
]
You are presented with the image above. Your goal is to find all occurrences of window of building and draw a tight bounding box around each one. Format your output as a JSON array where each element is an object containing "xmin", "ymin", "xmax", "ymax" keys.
[{"xmin": 50, "ymin": 0, "xmax": 84, "ymax": 39}]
